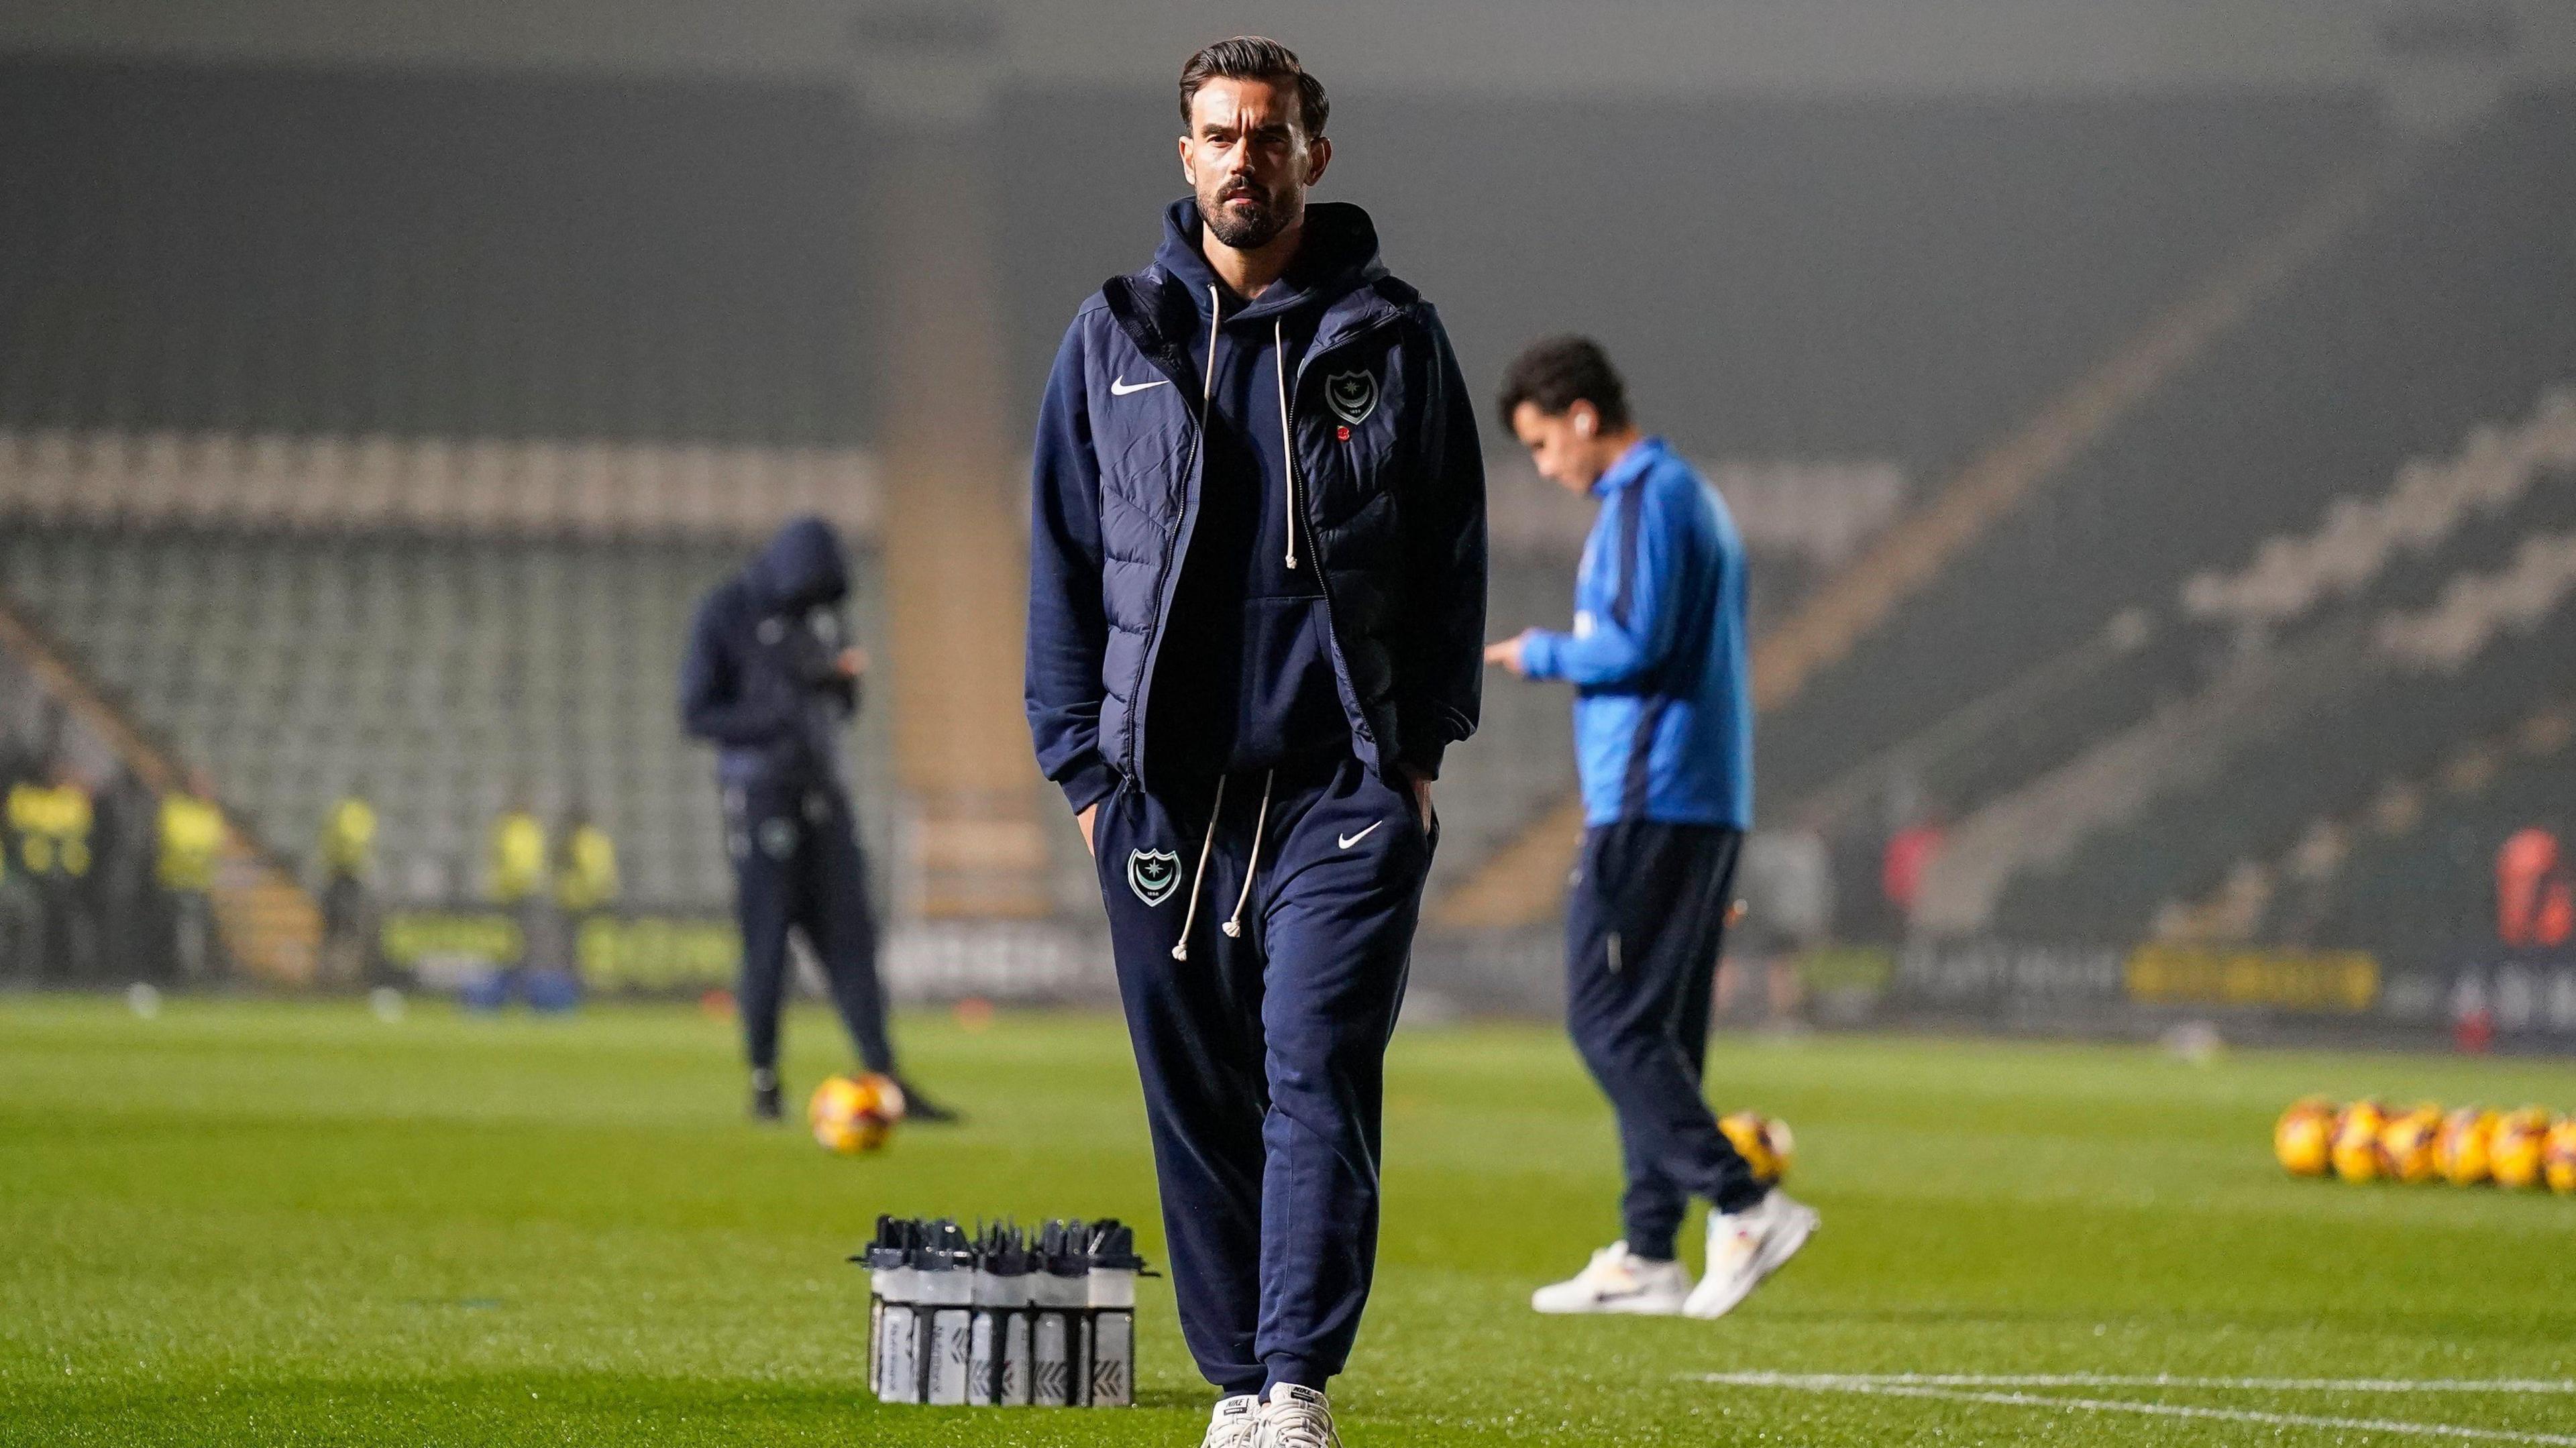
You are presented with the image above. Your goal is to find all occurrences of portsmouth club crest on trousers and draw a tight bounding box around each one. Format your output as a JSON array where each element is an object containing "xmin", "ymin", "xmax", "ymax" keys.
[{"xmin": 1128, "ymin": 848, "xmax": 1181, "ymax": 907}]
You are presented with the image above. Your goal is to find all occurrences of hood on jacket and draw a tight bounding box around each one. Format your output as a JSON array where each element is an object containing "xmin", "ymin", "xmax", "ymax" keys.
[
  {"xmin": 749, "ymin": 514, "xmax": 848, "ymax": 610},
  {"xmin": 1152, "ymin": 197, "xmax": 1387, "ymax": 323}
]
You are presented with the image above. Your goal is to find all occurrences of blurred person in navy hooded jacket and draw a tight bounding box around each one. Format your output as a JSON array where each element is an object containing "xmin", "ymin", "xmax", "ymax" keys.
[{"xmin": 681, "ymin": 516, "xmax": 953, "ymax": 1123}]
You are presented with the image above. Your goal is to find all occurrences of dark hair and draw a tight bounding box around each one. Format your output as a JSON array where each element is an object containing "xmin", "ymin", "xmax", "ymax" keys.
[
  {"xmin": 1496, "ymin": 335, "xmax": 1631, "ymax": 433},
  {"xmin": 1179, "ymin": 37, "xmax": 1329, "ymax": 140}
]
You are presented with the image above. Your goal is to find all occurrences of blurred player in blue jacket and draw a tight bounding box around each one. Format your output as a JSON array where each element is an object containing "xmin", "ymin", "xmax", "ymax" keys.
[{"xmin": 1487, "ymin": 337, "xmax": 1815, "ymax": 1319}]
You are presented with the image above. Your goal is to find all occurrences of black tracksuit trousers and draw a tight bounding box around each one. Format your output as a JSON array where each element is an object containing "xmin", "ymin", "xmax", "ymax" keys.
[
  {"xmin": 1092, "ymin": 755, "xmax": 1431, "ymax": 1398},
  {"xmin": 1564, "ymin": 820, "xmax": 1764, "ymax": 1260},
  {"xmin": 725, "ymin": 781, "xmax": 896, "ymax": 1076}
]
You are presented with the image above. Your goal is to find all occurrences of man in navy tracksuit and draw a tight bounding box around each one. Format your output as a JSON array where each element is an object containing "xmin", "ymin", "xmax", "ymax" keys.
[
  {"xmin": 1024, "ymin": 39, "xmax": 1482, "ymax": 1448},
  {"xmin": 1487, "ymin": 337, "xmax": 1817, "ymax": 1320},
  {"xmin": 680, "ymin": 516, "xmax": 951, "ymax": 1124}
]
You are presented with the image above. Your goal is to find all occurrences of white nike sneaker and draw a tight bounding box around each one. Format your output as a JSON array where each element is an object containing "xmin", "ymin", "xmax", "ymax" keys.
[
  {"xmin": 1259, "ymin": 1383, "xmax": 1342, "ymax": 1448},
  {"xmin": 1682, "ymin": 1190, "xmax": 1819, "ymax": 1320},
  {"xmin": 1529, "ymin": 1239, "xmax": 1691, "ymax": 1315},
  {"xmin": 1201, "ymin": 1393, "xmax": 1261, "ymax": 1448}
]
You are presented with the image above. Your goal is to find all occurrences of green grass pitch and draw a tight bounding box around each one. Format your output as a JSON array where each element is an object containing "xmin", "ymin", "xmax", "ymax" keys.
[{"xmin": 5, "ymin": 995, "xmax": 2576, "ymax": 1445}]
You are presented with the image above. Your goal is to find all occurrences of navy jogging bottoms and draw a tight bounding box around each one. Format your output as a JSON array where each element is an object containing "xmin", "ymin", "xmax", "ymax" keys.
[
  {"xmin": 1092, "ymin": 753, "xmax": 1432, "ymax": 1398},
  {"xmin": 1564, "ymin": 820, "xmax": 1764, "ymax": 1260}
]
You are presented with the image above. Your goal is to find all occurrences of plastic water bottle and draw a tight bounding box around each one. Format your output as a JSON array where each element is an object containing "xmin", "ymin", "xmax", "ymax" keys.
[
  {"xmin": 1029, "ymin": 1221, "xmax": 1091, "ymax": 1406},
  {"xmin": 918, "ymin": 1221, "xmax": 976, "ymax": 1405},
  {"xmin": 1085, "ymin": 1221, "xmax": 1142, "ymax": 1408},
  {"xmin": 860, "ymin": 1217, "xmax": 921, "ymax": 1404},
  {"xmin": 967, "ymin": 1224, "xmax": 1034, "ymax": 1406}
]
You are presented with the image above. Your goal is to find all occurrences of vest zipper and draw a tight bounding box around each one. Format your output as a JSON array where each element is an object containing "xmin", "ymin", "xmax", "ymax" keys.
[{"xmin": 1279, "ymin": 310, "xmax": 1403, "ymax": 748}]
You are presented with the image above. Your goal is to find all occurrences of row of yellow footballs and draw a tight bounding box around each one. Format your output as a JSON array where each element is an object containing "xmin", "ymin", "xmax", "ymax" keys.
[{"xmin": 2275, "ymin": 1098, "xmax": 2576, "ymax": 1190}]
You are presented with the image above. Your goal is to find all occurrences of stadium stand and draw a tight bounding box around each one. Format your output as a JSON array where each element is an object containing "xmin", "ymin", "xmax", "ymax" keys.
[
  {"xmin": 0, "ymin": 585, "xmax": 320, "ymax": 980},
  {"xmin": 1982, "ymin": 455, "xmax": 2576, "ymax": 948},
  {"xmin": 2143, "ymin": 700, "xmax": 2575, "ymax": 954},
  {"xmin": 0, "ymin": 54, "xmax": 2404, "ymax": 932},
  {"xmin": 2300, "ymin": 709, "xmax": 2576, "ymax": 961},
  {"xmin": 1423, "ymin": 551, "xmax": 1579, "ymax": 899},
  {"xmin": 1764, "ymin": 91, "xmax": 2575, "ymax": 828},
  {"xmin": 0, "ymin": 431, "xmax": 877, "ymax": 542},
  {"xmin": 2378, "ymin": 516, "xmax": 2576, "ymax": 669},
  {"xmin": 1778, "ymin": 91, "xmax": 2576, "ymax": 958},
  {"xmin": 2184, "ymin": 388, "xmax": 2576, "ymax": 630},
  {"xmin": 0, "ymin": 524, "xmax": 894, "ymax": 913},
  {"xmin": 1920, "ymin": 429, "xmax": 2575, "ymax": 936}
]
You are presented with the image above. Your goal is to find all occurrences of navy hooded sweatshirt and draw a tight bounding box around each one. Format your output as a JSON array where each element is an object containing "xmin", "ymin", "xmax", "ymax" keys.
[
  {"xmin": 1024, "ymin": 197, "xmax": 1487, "ymax": 809},
  {"xmin": 1150, "ymin": 199, "xmax": 1358, "ymax": 783},
  {"xmin": 679, "ymin": 515, "xmax": 859, "ymax": 791}
]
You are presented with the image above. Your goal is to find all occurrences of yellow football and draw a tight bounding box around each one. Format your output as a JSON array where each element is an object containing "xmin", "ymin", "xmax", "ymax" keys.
[
  {"xmin": 1719, "ymin": 1110, "xmax": 1794, "ymax": 1186},
  {"xmin": 2378, "ymin": 1104, "xmax": 2443, "ymax": 1184},
  {"xmin": 2488, "ymin": 1107, "xmax": 2552, "ymax": 1190},
  {"xmin": 2542, "ymin": 1117, "xmax": 2576, "ymax": 1196},
  {"xmin": 2273, "ymin": 1097, "xmax": 2337, "ymax": 1178},
  {"xmin": 2434, "ymin": 1107, "xmax": 2498, "ymax": 1186},
  {"xmin": 2330, "ymin": 1100, "xmax": 2388, "ymax": 1183},
  {"xmin": 807, "ymin": 1072, "xmax": 906, "ymax": 1155}
]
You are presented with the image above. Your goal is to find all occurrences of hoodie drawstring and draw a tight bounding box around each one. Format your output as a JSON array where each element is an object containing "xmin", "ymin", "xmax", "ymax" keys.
[
  {"xmin": 1201, "ymin": 286, "xmax": 1303, "ymax": 575},
  {"xmin": 1169, "ymin": 769, "xmax": 1278, "ymax": 960},
  {"xmin": 1202, "ymin": 284, "xmax": 1221, "ymax": 416},
  {"xmin": 1275, "ymin": 316, "xmax": 1299, "ymax": 571},
  {"xmin": 1221, "ymin": 769, "xmax": 1275, "ymax": 939},
  {"xmin": 1170, "ymin": 775, "xmax": 1227, "ymax": 962}
]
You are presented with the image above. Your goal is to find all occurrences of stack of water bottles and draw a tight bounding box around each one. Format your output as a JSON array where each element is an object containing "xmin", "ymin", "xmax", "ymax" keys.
[{"xmin": 859, "ymin": 1216, "xmax": 1146, "ymax": 1408}]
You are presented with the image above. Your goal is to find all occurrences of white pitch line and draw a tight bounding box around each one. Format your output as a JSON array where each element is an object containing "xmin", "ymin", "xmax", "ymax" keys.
[
  {"xmin": 1699, "ymin": 1376, "xmax": 2576, "ymax": 1446},
  {"xmin": 1700, "ymin": 1373, "xmax": 2576, "ymax": 1395}
]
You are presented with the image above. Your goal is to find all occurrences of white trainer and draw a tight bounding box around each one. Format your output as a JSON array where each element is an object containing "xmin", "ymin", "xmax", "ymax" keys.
[
  {"xmin": 1682, "ymin": 1190, "xmax": 1819, "ymax": 1319},
  {"xmin": 1529, "ymin": 1239, "xmax": 1691, "ymax": 1315},
  {"xmin": 1202, "ymin": 1393, "xmax": 1261, "ymax": 1448},
  {"xmin": 1259, "ymin": 1383, "xmax": 1342, "ymax": 1448}
]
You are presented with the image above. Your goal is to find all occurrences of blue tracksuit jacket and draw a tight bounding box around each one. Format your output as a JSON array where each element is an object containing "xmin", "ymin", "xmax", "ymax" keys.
[{"xmin": 1521, "ymin": 437, "xmax": 1752, "ymax": 828}]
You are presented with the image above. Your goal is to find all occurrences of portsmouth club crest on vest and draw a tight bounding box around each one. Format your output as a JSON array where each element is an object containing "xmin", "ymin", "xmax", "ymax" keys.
[
  {"xmin": 1325, "ymin": 369, "xmax": 1378, "ymax": 426},
  {"xmin": 1127, "ymin": 848, "xmax": 1181, "ymax": 907}
]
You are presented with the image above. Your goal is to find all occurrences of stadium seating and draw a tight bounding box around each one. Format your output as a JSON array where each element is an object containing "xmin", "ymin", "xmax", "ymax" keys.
[
  {"xmin": 2184, "ymin": 388, "xmax": 2576, "ymax": 630},
  {"xmin": 1423, "ymin": 551, "xmax": 1579, "ymax": 898},
  {"xmin": 0, "ymin": 511, "xmax": 1581, "ymax": 917},
  {"xmin": 0, "ymin": 54, "xmax": 2429, "ymax": 922},
  {"xmin": 1768, "ymin": 92, "xmax": 2576, "ymax": 822},
  {"xmin": 1917, "ymin": 428, "xmax": 2576, "ymax": 935},
  {"xmin": 1989, "ymin": 465, "xmax": 2576, "ymax": 947},
  {"xmin": 0, "ymin": 522, "xmax": 894, "ymax": 911},
  {"xmin": 1778, "ymin": 91, "xmax": 2576, "ymax": 960},
  {"xmin": 0, "ymin": 431, "xmax": 877, "ymax": 544},
  {"xmin": 2378, "ymin": 520, "xmax": 2576, "ymax": 669}
]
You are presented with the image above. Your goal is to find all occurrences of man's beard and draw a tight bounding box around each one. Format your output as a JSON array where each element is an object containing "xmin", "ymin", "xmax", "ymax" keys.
[{"xmin": 1199, "ymin": 185, "xmax": 1297, "ymax": 251}]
